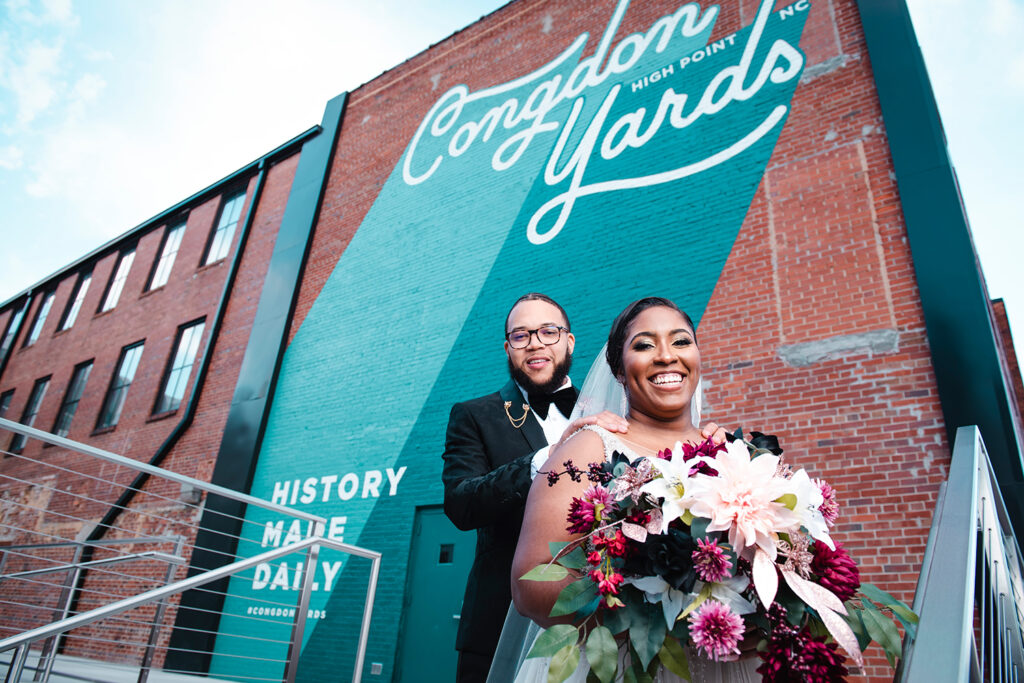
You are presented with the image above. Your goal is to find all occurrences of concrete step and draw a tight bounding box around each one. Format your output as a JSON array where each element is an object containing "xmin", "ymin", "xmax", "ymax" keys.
[{"xmin": 0, "ymin": 650, "xmax": 237, "ymax": 683}]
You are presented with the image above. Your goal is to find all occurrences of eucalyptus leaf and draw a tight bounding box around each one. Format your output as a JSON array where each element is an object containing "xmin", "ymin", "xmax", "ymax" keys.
[
  {"xmin": 556, "ymin": 545, "xmax": 590, "ymax": 570},
  {"xmin": 548, "ymin": 643, "xmax": 581, "ymax": 683},
  {"xmin": 629, "ymin": 601, "xmax": 666, "ymax": 669},
  {"xmin": 603, "ymin": 603, "xmax": 631, "ymax": 635},
  {"xmin": 586, "ymin": 671, "xmax": 601, "ymax": 683},
  {"xmin": 586, "ymin": 626, "xmax": 618, "ymax": 683},
  {"xmin": 657, "ymin": 636, "xmax": 691, "ymax": 679},
  {"xmin": 550, "ymin": 579, "xmax": 600, "ymax": 618},
  {"xmin": 549, "ymin": 541, "xmax": 571, "ymax": 557},
  {"xmin": 623, "ymin": 668, "xmax": 637, "ymax": 683},
  {"xmin": 527, "ymin": 624, "xmax": 579, "ymax": 659},
  {"xmin": 689, "ymin": 516, "xmax": 710, "ymax": 540},
  {"xmin": 861, "ymin": 599, "xmax": 903, "ymax": 660},
  {"xmin": 521, "ymin": 564, "xmax": 569, "ymax": 582}
]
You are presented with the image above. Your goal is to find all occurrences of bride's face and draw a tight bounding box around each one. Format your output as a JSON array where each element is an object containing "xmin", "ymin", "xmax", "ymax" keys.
[{"xmin": 620, "ymin": 306, "xmax": 700, "ymax": 422}]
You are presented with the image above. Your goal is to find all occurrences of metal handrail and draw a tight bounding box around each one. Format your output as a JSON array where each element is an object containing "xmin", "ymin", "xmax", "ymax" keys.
[
  {"xmin": 0, "ymin": 417, "xmax": 325, "ymax": 525},
  {"xmin": 1, "ymin": 552, "xmax": 185, "ymax": 581},
  {"xmin": 0, "ymin": 535, "xmax": 381, "ymax": 683},
  {"xmin": 900, "ymin": 425, "xmax": 1024, "ymax": 681}
]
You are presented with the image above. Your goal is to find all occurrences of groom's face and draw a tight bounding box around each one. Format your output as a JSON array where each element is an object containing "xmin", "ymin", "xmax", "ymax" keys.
[{"xmin": 504, "ymin": 299, "xmax": 575, "ymax": 394}]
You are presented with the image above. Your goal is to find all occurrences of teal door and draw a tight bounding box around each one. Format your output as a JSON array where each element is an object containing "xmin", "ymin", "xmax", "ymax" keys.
[{"xmin": 395, "ymin": 506, "xmax": 475, "ymax": 682}]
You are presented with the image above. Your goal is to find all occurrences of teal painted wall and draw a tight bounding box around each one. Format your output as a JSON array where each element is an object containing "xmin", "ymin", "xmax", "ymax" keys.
[{"xmin": 209, "ymin": 0, "xmax": 809, "ymax": 679}]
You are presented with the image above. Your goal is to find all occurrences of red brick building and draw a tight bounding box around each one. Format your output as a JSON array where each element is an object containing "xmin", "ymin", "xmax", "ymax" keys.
[{"xmin": 1, "ymin": 0, "xmax": 1021, "ymax": 681}]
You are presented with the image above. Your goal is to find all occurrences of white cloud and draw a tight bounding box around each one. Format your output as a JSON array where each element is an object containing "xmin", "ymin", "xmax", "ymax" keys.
[
  {"xmin": 987, "ymin": 0, "xmax": 1024, "ymax": 36},
  {"xmin": 0, "ymin": 143, "xmax": 22, "ymax": 169},
  {"xmin": 1, "ymin": 38, "xmax": 64, "ymax": 128},
  {"xmin": 4, "ymin": 0, "xmax": 75, "ymax": 26}
]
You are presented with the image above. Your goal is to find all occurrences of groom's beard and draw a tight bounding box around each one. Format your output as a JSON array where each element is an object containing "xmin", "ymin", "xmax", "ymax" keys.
[{"xmin": 508, "ymin": 351, "xmax": 573, "ymax": 395}]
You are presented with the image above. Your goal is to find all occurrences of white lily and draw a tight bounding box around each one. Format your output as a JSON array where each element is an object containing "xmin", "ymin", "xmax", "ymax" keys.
[{"xmin": 788, "ymin": 468, "xmax": 835, "ymax": 549}]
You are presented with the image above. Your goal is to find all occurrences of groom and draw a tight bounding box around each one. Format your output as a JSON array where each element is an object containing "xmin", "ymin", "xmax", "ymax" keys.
[{"xmin": 442, "ymin": 293, "xmax": 622, "ymax": 682}]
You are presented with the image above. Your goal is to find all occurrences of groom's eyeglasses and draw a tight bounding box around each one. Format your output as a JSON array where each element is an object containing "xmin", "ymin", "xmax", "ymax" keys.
[{"xmin": 505, "ymin": 325, "xmax": 568, "ymax": 349}]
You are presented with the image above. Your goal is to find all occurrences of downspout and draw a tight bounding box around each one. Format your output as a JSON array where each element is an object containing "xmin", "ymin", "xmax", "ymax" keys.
[{"xmin": 67, "ymin": 156, "xmax": 275, "ymax": 615}]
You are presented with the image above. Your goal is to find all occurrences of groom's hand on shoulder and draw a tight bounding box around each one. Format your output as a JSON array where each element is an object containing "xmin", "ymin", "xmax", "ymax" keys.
[{"xmin": 550, "ymin": 411, "xmax": 628, "ymax": 458}]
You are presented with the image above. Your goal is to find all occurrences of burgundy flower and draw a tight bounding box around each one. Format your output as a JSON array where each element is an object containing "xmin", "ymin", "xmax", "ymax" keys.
[
  {"xmin": 565, "ymin": 485, "xmax": 615, "ymax": 534},
  {"xmin": 817, "ymin": 479, "xmax": 839, "ymax": 526},
  {"xmin": 692, "ymin": 537, "xmax": 733, "ymax": 583},
  {"xmin": 593, "ymin": 529, "xmax": 629, "ymax": 558},
  {"xmin": 810, "ymin": 541, "xmax": 860, "ymax": 602},
  {"xmin": 586, "ymin": 551, "xmax": 602, "ymax": 566},
  {"xmin": 590, "ymin": 568, "xmax": 624, "ymax": 595},
  {"xmin": 689, "ymin": 600, "xmax": 744, "ymax": 661},
  {"xmin": 757, "ymin": 629, "xmax": 849, "ymax": 682},
  {"xmin": 681, "ymin": 436, "xmax": 724, "ymax": 476}
]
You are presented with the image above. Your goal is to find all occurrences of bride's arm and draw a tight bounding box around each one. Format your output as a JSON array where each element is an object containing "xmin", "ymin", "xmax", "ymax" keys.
[{"xmin": 511, "ymin": 429, "xmax": 606, "ymax": 627}]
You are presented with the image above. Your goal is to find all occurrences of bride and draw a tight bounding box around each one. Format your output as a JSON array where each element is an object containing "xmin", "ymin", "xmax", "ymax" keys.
[{"xmin": 505, "ymin": 297, "xmax": 761, "ymax": 682}]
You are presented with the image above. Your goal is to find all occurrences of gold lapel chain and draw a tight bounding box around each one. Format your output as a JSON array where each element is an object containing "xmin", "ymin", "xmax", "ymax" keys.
[{"xmin": 504, "ymin": 401, "xmax": 530, "ymax": 429}]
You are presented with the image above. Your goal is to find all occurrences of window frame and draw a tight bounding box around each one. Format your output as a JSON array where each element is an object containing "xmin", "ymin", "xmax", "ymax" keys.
[
  {"xmin": 53, "ymin": 360, "xmax": 93, "ymax": 438},
  {"xmin": 153, "ymin": 319, "xmax": 206, "ymax": 415},
  {"xmin": 147, "ymin": 220, "xmax": 187, "ymax": 291},
  {"xmin": 58, "ymin": 270, "xmax": 93, "ymax": 332},
  {"xmin": 96, "ymin": 341, "xmax": 145, "ymax": 431},
  {"xmin": 98, "ymin": 248, "xmax": 137, "ymax": 314},
  {"xmin": 0, "ymin": 301, "xmax": 28, "ymax": 358},
  {"xmin": 10, "ymin": 376, "xmax": 50, "ymax": 453},
  {"xmin": 202, "ymin": 190, "xmax": 247, "ymax": 265},
  {"xmin": 0, "ymin": 389, "xmax": 14, "ymax": 419},
  {"xmin": 23, "ymin": 290, "xmax": 56, "ymax": 347}
]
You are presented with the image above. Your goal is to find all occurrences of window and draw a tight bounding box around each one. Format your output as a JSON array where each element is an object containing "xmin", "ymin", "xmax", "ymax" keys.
[
  {"xmin": 97, "ymin": 342, "xmax": 144, "ymax": 430},
  {"xmin": 0, "ymin": 301, "xmax": 28, "ymax": 358},
  {"xmin": 0, "ymin": 390, "xmax": 13, "ymax": 419},
  {"xmin": 155, "ymin": 320, "xmax": 205, "ymax": 413},
  {"xmin": 59, "ymin": 272, "xmax": 92, "ymax": 331},
  {"xmin": 24, "ymin": 291, "xmax": 55, "ymax": 346},
  {"xmin": 100, "ymin": 250, "xmax": 136, "ymax": 313},
  {"xmin": 148, "ymin": 222, "xmax": 186, "ymax": 290},
  {"xmin": 53, "ymin": 361, "xmax": 92, "ymax": 437},
  {"xmin": 204, "ymin": 192, "xmax": 246, "ymax": 264},
  {"xmin": 10, "ymin": 376, "xmax": 49, "ymax": 453}
]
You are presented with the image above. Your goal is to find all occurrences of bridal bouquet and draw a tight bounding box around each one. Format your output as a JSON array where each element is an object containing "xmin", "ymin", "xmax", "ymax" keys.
[{"xmin": 523, "ymin": 430, "xmax": 916, "ymax": 682}]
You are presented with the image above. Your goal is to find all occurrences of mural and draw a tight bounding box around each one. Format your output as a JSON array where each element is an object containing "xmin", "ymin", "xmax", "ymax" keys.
[{"xmin": 209, "ymin": 0, "xmax": 809, "ymax": 679}]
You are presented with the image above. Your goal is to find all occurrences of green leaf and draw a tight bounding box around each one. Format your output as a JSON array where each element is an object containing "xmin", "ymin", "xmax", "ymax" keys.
[
  {"xmin": 586, "ymin": 626, "xmax": 618, "ymax": 683},
  {"xmin": 843, "ymin": 606, "xmax": 872, "ymax": 652},
  {"xmin": 550, "ymin": 579, "xmax": 600, "ymax": 618},
  {"xmin": 548, "ymin": 643, "xmax": 581, "ymax": 683},
  {"xmin": 732, "ymin": 427, "xmax": 744, "ymax": 442},
  {"xmin": 689, "ymin": 516, "xmax": 710, "ymax": 540},
  {"xmin": 861, "ymin": 599, "xmax": 903, "ymax": 662},
  {"xmin": 623, "ymin": 668, "xmax": 637, "ymax": 683},
  {"xmin": 521, "ymin": 564, "xmax": 569, "ymax": 582},
  {"xmin": 527, "ymin": 624, "xmax": 579, "ymax": 659},
  {"xmin": 657, "ymin": 636, "xmax": 691, "ymax": 679},
  {"xmin": 585, "ymin": 671, "xmax": 601, "ymax": 683},
  {"xmin": 556, "ymin": 545, "xmax": 590, "ymax": 570},
  {"xmin": 629, "ymin": 601, "xmax": 667, "ymax": 669},
  {"xmin": 603, "ymin": 602, "xmax": 631, "ymax": 635},
  {"xmin": 550, "ymin": 541, "xmax": 571, "ymax": 557},
  {"xmin": 859, "ymin": 583, "xmax": 919, "ymax": 625}
]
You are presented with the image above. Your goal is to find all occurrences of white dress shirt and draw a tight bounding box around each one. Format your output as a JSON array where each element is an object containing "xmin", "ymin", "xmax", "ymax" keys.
[{"xmin": 516, "ymin": 379, "xmax": 573, "ymax": 479}]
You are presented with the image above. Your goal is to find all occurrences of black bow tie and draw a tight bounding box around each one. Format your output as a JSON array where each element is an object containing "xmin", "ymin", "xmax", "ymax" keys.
[{"xmin": 528, "ymin": 386, "xmax": 577, "ymax": 420}]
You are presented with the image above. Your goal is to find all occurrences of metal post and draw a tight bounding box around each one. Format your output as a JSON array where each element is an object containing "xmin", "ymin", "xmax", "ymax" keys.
[
  {"xmin": 5, "ymin": 645, "xmax": 27, "ymax": 683},
  {"xmin": 282, "ymin": 543, "xmax": 320, "ymax": 683},
  {"xmin": 351, "ymin": 555, "xmax": 381, "ymax": 683},
  {"xmin": 39, "ymin": 562, "xmax": 82, "ymax": 683},
  {"xmin": 137, "ymin": 538, "xmax": 184, "ymax": 683}
]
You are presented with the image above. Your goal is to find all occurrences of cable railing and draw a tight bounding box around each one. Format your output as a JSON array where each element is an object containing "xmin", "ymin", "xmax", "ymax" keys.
[
  {"xmin": 900, "ymin": 425, "xmax": 1024, "ymax": 682},
  {"xmin": 0, "ymin": 417, "xmax": 381, "ymax": 683}
]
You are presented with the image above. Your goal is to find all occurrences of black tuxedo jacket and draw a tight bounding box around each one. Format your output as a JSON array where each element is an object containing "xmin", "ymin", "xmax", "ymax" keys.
[{"xmin": 442, "ymin": 379, "xmax": 559, "ymax": 656}]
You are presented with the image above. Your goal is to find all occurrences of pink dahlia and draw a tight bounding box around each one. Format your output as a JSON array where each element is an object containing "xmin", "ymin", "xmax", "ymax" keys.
[
  {"xmin": 692, "ymin": 537, "xmax": 733, "ymax": 583},
  {"xmin": 811, "ymin": 541, "xmax": 860, "ymax": 602},
  {"xmin": 566, "ymin": 484, "xmax": 614, "ymax": 534},
  {"xmin": 688, "ymin": 600, "xmax": 744, "ymax": 661},
  {"xmin": 817, "ymin": 479, "xmax": 839, "ymax": 526}
]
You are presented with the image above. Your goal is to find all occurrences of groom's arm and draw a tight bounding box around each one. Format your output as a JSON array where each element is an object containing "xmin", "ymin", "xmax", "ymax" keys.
[{"xmin": 442, "ymin": 401, "xmax": 536, "ymax": 531}]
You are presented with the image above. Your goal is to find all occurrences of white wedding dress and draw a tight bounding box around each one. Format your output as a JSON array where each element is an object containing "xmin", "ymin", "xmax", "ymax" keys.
[{"xmin": 508, "ymin": 426, "xmax": 761, "ymax": 683}]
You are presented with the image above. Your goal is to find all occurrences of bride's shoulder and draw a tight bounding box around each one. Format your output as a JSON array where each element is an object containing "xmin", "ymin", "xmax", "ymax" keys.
[{"xmin": 561, "ymin": 426, "xmax": 606, "ymax": 455}]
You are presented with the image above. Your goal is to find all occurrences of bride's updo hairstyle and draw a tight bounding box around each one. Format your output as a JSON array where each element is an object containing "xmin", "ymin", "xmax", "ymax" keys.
[{"xmin": 605, "ymin": 297, "xmax": 696, "ymax": 380}]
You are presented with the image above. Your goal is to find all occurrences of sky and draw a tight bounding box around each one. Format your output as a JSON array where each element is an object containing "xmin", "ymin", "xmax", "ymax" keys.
[{"xmin": 0, "ymin": 0, "xmax": 1021, "ymax": 356}]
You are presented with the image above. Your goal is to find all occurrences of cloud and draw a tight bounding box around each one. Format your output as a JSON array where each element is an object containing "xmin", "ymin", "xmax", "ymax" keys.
[
  {"xmin": 0, "ymin": 144, "xmax": 22, "ymax": 169},
  {"xmin": 0, "ymin": 38, "xmax": 64, "ymax": 128},
  {"xmin": 4, "ymin": 0, "xmax": 76, "ymax": 26}
]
